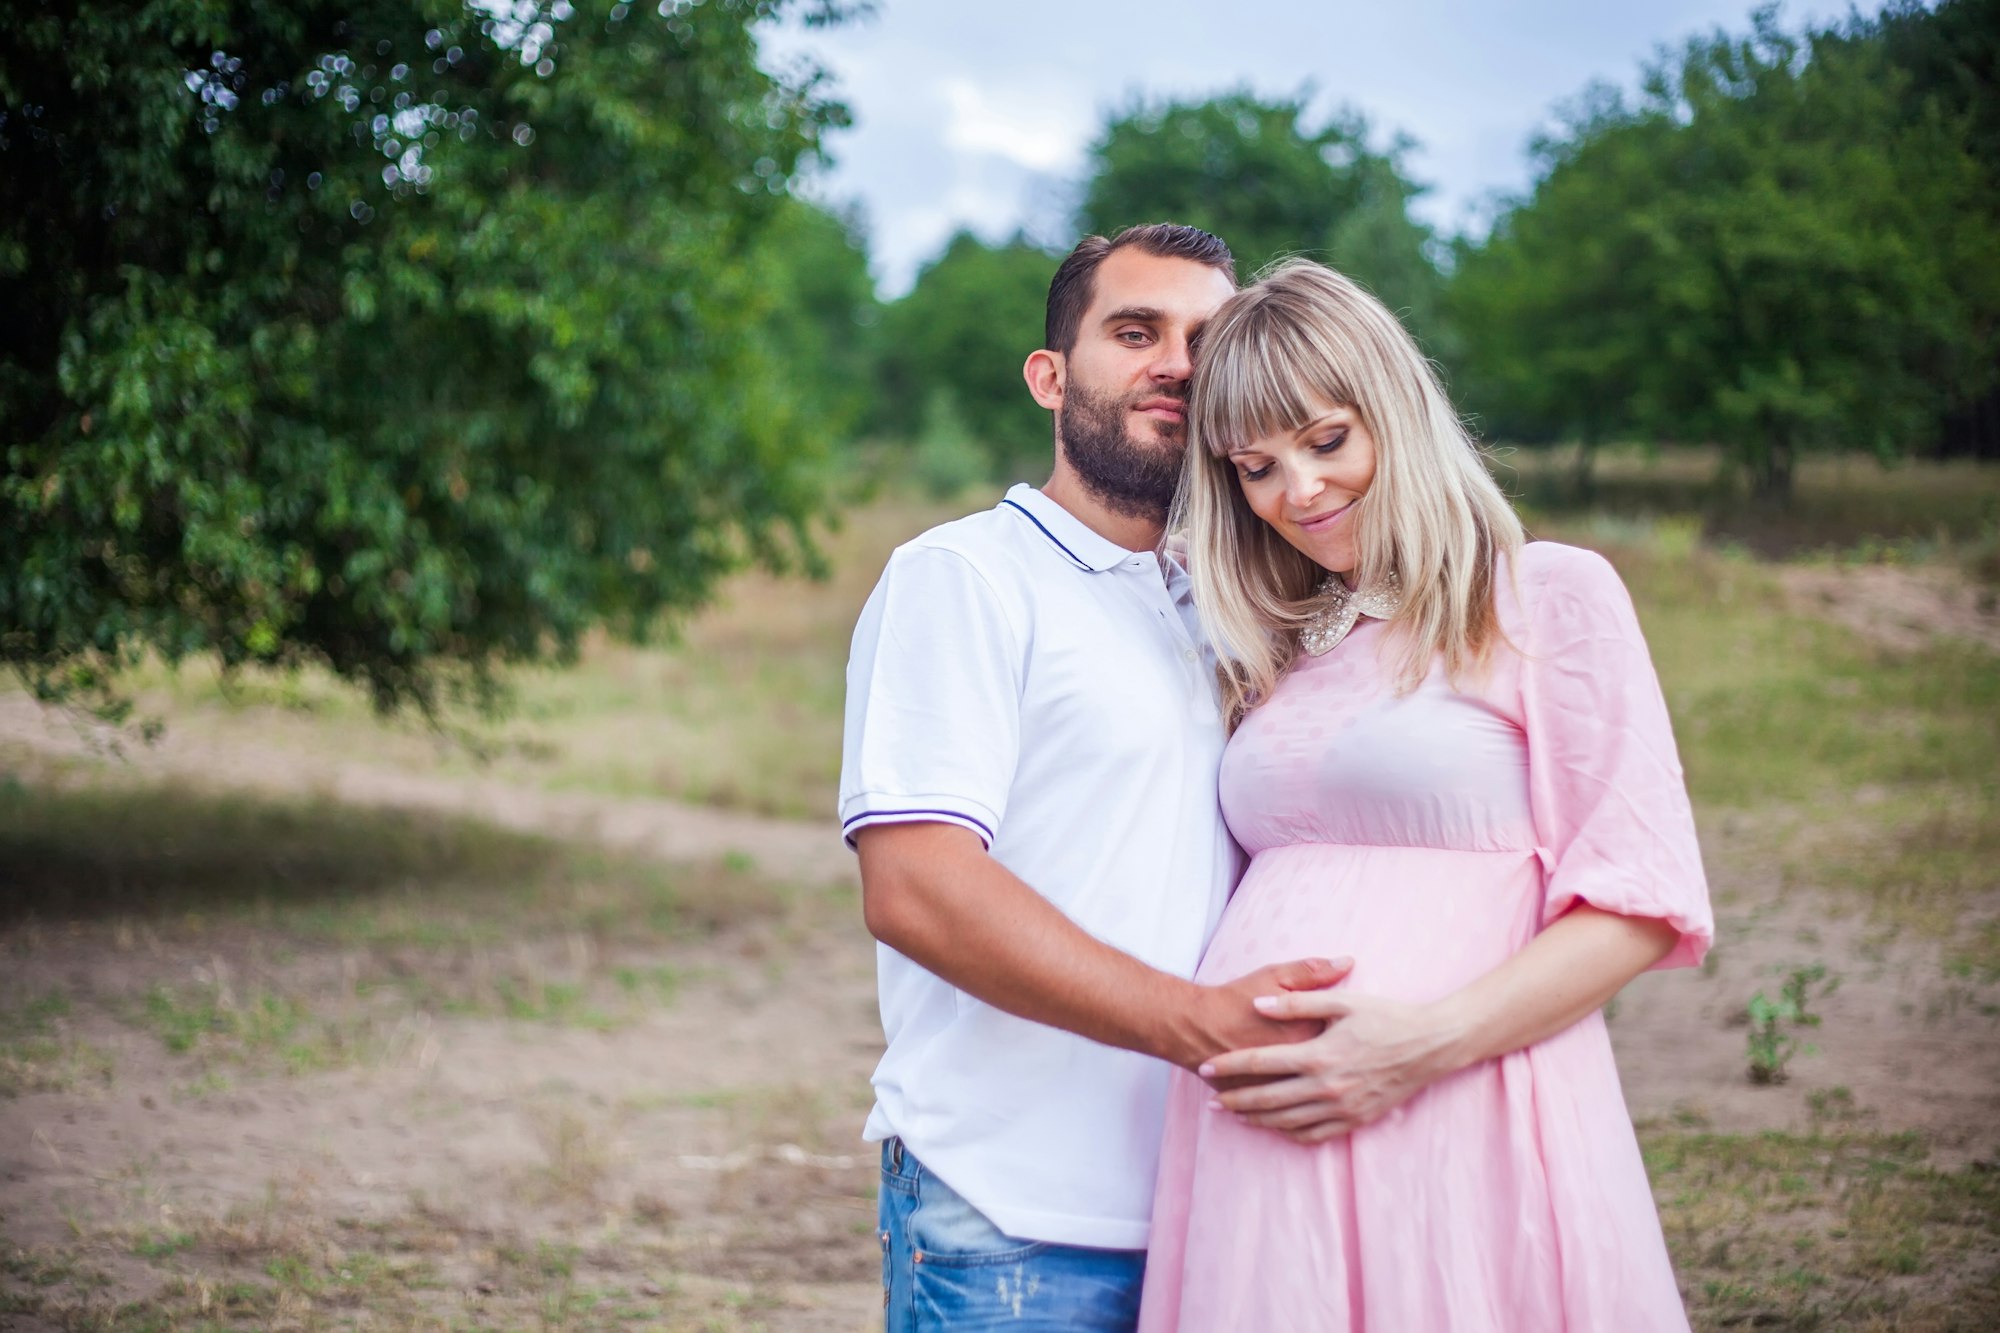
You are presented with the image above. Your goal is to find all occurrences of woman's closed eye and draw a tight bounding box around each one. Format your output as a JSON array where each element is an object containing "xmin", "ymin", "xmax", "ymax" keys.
[
  {"xmin": 1239, "ymin": 462, "xmax": 1274, "ymax": 482},
  {"xmin": 1312, "ymin": 430, "xmax": 1349, "ymax": 455}
]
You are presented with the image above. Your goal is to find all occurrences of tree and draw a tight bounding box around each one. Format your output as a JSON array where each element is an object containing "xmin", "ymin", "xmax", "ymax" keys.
[
  {"xmin": 0, "ymin": 0, "xmax": 856, "ymax": 722},
  {"xmin": 1446, "ymin": 87, "xmax": 1689, "ymax": 466},
  {"xmin": 756, "ymin": 197, "xmax": 882, "ymax": 445},
  {"xmin": 1450, "ymin": 5, "xmax": 2000, "ymax": 498},
  {"xmin": 873, "ymin": 231, "xmax": 1055, "ymax": 479},
  {"xmin": 1854, "ymin": 0, "xmax": 2000, "ymax": 460},
  {"xmin": 1078, "ymin": 90, "xmax": 1442, "ymax": 338}
]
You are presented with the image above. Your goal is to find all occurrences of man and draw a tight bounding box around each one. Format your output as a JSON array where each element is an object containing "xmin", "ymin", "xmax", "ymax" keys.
[{"xmin": 839, "ymin": 223, "xmax": 1348, "ymax": 1331}]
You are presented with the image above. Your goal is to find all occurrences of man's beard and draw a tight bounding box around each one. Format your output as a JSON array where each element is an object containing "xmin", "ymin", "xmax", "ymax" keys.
[{"xmin": 1058, "ymin": 381, "xmax": 1186, "ymax": 523}]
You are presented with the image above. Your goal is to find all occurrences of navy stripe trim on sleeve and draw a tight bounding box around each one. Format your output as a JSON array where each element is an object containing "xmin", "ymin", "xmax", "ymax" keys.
[
  {"xmin": 1001, "ymin": 499, "xmax": 1093, "ymax": 572},
  {"xmin": 843, "ymin": 808, "xmax": 997, "ymax": 844}
]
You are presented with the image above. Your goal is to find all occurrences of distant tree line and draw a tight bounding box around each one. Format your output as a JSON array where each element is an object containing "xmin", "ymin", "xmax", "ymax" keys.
[
  {"xmin": 3, "ymin": 0, "xmax": 1993, "ymax": 718},
  {"xmin": 862, "ymin": 0, "xmax": 1998, "ymax": 497}
]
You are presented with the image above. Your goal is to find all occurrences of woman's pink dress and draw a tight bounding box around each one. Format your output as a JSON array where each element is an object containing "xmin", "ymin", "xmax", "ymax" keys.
[{"xmin": 1140, "ymin": 542, "xmax": 1714, "ymax": 1332}]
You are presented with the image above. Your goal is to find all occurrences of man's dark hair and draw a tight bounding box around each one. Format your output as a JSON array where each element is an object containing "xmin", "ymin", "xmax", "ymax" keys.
[{"xmin": 1044, "ymin": 223, "xmax": 1235, "ymax": 354}]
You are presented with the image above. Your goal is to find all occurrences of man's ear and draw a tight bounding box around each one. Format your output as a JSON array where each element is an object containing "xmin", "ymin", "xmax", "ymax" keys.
[{"xmin": 1023, "ymin": 348, "xmax": 1064, "ymax": 412}]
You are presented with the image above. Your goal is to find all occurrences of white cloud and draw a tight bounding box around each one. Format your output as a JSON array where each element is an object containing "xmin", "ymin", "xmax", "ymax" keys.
[{"xmin": 937, "ymin": 77, "xmax": 1090, "ymax": 175}]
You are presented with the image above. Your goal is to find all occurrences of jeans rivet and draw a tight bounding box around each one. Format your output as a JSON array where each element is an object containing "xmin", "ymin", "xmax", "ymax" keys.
[{"xmin": 913, "ymin": 1251, "xmax": 924, "ymax": 1264}]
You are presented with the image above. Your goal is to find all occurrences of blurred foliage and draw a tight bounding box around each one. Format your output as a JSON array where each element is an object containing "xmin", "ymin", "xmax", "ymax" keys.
[
  {"xmin": 0, "ymin": 0, "xmax": 859, "ymax": 720},
  {"xmin": 910, "ymin": 387, "xmax": 990, "ymax": 499},
  {"xmin": 873, "ymin": 230, "xmax": 1055, "ymax": 479},
  {"xmin": 758, "ymin": 196, "xmax": 881, "ymax": 443},
  {"xmin": 1079, "ymin": 89, "xmax": 1443, "ymax": 340},
  {"xmin": 1450, "ymin": 0, "xmax": 2000, "ymax": 497}
]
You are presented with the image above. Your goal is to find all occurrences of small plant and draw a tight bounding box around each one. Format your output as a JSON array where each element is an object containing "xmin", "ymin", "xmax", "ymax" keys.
[
  {"xmin": 1745, "ymin": 990, "xmax": 1804, "ymax": 1084},
  {"xmin": 1744, "ymin": 964, "xmax": 1839, "ymax": 1085}
]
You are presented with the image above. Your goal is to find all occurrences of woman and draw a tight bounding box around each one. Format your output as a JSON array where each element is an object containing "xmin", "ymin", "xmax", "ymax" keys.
[{"xmin": 1138, "ymin": 260, "xmax": 1713, "ymax": 1331}]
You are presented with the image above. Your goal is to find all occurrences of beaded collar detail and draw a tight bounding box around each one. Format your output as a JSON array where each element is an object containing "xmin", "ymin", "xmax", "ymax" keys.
[{"xmin": 1299, "ymin": 570, "xmax": 1403, "ymax": 656}]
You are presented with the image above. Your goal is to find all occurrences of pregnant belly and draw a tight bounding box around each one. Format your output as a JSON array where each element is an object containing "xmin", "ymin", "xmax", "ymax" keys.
[{"xmin": 1196, "ymin": 843, "xmax": 1544, "ymax": 1005}]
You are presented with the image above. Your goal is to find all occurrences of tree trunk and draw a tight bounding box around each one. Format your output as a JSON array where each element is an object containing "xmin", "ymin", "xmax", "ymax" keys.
[
  {"xmin": 1752, "ymin": 431, "xmax": 1795, "ymax": 504},
  {"xmin": 1570, "ymin": 437, "xmax": 1597, "ymax": 503}
]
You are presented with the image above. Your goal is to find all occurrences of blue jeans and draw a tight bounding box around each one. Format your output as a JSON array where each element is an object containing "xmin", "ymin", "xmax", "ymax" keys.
[{"xmin": 878, "ymin": 1137, "xmax": 1145, "ymax": 1331}]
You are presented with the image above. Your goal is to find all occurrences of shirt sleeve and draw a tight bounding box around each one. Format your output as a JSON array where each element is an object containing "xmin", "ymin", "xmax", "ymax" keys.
[
  {"xmin": 838, "ymin": 542, "xmax": 1024, "ymax": 851},
  {"xmin": 1519, "ymin": 546, "xmax": 1714, "ymax": 970}
]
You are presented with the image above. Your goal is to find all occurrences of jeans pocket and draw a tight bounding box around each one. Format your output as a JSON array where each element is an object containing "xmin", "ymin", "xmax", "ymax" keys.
[{"xmin": 907, "ymin": 1166, "xmax": 1044, "ymax": 1265}]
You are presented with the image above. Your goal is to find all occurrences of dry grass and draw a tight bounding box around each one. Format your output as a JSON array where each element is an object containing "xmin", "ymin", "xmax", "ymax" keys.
[
  {"xmin": 0, "ymin": 1193, "xmax": 837, "ymax": 1331},
  {"xmin": 107, "ymin": 490, "xmax": 989, "ymax": 819},
  {"xmin": 1644, "ymin": 1121, "xmax": 2000, "ymax": 1330},
  {"xmin": 0, "ymin": 776, "xmax": 803, "ymax": 1110},
  {"xmin": 1496, "ymin": 445, "xmax": 2000, "ymax": 559}
]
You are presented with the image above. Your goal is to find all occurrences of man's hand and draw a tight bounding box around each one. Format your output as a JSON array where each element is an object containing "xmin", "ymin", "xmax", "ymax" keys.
[{"xmin": 1166, "ymin": 957, "xmax": 1353, "ymax": 1082}]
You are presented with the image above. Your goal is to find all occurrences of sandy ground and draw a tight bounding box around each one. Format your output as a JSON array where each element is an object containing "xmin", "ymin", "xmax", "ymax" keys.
[
  {"xmin": 1777, "ymin": 561, "xmax": 2000, "ymax": 656},
  {"xmin": 3, "ymin": 643, "xmax": 1997, "ymax": 1328}
]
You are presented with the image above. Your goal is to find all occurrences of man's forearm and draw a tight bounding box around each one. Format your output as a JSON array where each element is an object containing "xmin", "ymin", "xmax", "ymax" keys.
[
  {"xmin": 859, "ymin": 824, "xmax": 1212, "ymax": 1066},
  {"xmin": 856, "ymin": 822, "xmax": 1343, "ymax": 1071}
]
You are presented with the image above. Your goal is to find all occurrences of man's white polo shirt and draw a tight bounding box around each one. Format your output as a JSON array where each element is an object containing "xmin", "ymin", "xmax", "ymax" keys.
[{"xmin": 839, "ymin": 483, "xmax": 1237, "ymax": 1251}]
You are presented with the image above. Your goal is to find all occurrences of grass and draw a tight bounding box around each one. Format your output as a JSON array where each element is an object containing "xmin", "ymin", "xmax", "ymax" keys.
[
  {"xmin": 0, "ymin": 764, "xmax": 790, "ymax": 947},
  {"xmin": 1, "ymin": 1186, "xmax": 854, "ymax": 1332},
  {"xmin": 0, "ymin": 988, "xmax": 114, "ymax": 1098},
  {"xmin": 0, "ymin": 773, "xmax": 801, "ymax": 1095},
  {"xmin": 106, "ymin": 489, "xmax": 989, "ymax": 819},
  {"xmin": 1497, "ymin": 444, "xmax": 2000, "ymax": 559},
  {"xmin": 1642, "ymin": 1124, "xmax": 2000, "ymax": 1330}
]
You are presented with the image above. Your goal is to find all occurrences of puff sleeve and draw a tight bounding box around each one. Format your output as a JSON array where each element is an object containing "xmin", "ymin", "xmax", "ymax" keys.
[{"xmin": 1518, "ymin": 545, "xmax": 1714, "ymax": 970}]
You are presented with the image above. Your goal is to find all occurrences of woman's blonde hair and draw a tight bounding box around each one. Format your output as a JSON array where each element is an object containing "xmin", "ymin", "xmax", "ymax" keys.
[{"xmin": 1176, "ymin": 259, "xmax": 1524, "ymax": 722}]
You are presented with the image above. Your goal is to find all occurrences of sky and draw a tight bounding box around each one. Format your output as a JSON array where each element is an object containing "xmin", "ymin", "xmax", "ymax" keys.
[{"xmin": 761, "ymin": 0, "xmax": 1864, "ymax": 296}]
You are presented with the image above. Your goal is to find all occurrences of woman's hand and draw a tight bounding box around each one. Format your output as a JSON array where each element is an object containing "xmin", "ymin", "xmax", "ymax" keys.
[
  {"xmin": 1199, "ymin": 906, "xmax": 1682, "ymax": 1145},
  {"xmin": 1197, "ymin": 991, "xmax": 1466, "ymax": 1144}
]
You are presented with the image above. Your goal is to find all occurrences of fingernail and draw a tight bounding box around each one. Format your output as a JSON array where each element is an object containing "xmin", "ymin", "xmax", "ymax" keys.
[
  {"xmin": 1252, "ymin": 996, "xmax": 1277, "ymax": 1012},
  {"xmin": 1196, "ymin": 1063, "xmax": 1215, "ymax": 1078},
  {"xmin": 1206, "ymin": 1098, "xmax": 1223, "ymax": 1112}
]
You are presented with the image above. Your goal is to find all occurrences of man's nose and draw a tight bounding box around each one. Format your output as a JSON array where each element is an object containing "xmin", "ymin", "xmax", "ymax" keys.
[{"xmin": 1150, "ymin": 333, "xmax": 1194, "ymax": 383}]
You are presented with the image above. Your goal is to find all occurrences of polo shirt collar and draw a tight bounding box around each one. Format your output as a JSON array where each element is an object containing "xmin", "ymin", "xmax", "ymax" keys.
[{"xmin": 1001, "ymin": 484, "xmax": 1141, "ymax": 574}]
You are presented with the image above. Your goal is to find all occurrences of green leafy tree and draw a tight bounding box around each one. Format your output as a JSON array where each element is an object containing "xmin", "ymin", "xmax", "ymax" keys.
[
  {"xmin": 1450, "ymin": 4, "xmax": 2000, "ymax": 497},
  {"xmin": 1, "ymin": 0, "xmax": 855, "ymax": 721},
  {"xmin": 873, "ymin": 231, "xmax": 1055, "ymax": 479},
  {"xmin": 1079, "ymin": 90, "xmax": 1442, "ymax": 337},
  {"xmin": 756, "ymin": 197, "xmax": 882, "ymax": 444},
  {"xmin": 1446, "ymin": 87, "xmax": 1684, "ymax": 464}
]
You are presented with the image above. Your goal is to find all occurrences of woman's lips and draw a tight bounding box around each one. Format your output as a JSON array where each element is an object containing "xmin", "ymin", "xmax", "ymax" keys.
[{"xmin": 1296, "ymin": 499, "xmax": 1357, "ymax": 533}]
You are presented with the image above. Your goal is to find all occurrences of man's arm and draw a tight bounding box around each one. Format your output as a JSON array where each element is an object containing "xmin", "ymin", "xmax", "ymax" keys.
[{"xmin": 857, "ymin": 821, "xmax": 1349, "ymax": 1073}]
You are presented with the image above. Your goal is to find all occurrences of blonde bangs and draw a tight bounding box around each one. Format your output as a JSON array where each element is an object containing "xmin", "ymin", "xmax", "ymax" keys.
[{"xmin": 1190, "ymin": 302, "xmax": 1358, "ymax": 461}]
